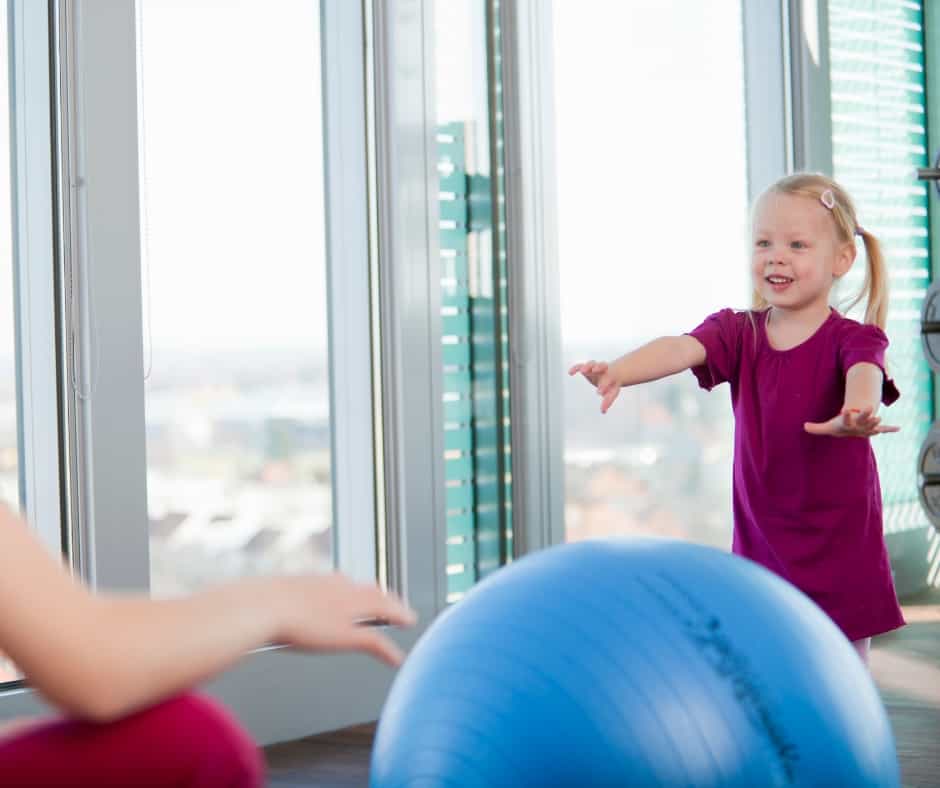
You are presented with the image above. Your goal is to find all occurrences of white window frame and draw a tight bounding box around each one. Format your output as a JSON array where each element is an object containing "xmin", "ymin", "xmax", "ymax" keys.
[
  {"xmin": 372, "ymin": 0, "xmax": 448, "ymax": 616},
  {"xmin": 500, "ymin": 0, "xmax": 565, "ymax": 554},
  {"xmin": 784, "ymin": 0, "xmax": 834, "ymax": 174},
  {"xmin": 742, "ymin": 0, "xmax": 790, "ymax": 198},
  {"xmin": 0, "ymin": 0, "xmax": 69, "ymax": 721},
  {"xmin": 8, "ymin": 0, "xmax": 64, "ymax": 555},
  {"xmin": 0, "ymin": 0, "xmax": 444, "ymax": 744}
]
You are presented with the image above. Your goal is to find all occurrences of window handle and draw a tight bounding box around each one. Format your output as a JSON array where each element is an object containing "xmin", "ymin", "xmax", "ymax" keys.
[{"xmin": 917, "ymin": 151, "xmax": 940, "ymax": 196}]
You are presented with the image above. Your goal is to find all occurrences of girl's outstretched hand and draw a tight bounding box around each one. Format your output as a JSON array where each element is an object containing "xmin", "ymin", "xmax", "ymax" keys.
[
  {"xmin": 804, "ymin": 407, "xmax": 900, "ymax": 438},
  {"xmin": 568, "ymin": 360, "xmax": 621, "ymax": 413},
  {"xmin": 270, "ymin": 574, "xmax": 418, "ymax": 667}
]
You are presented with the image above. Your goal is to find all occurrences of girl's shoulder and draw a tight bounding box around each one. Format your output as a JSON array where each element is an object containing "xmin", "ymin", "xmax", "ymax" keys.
[
  {"xmin": 828, "ymin": 311, "xmax": 890, "ymax": 347},
  {"xmin": 700, "ymin": 307, "xmax": 760, "ymax": 329},
  {"xmin": 690, "ymin": 307, "xmax": 757, "ymax": 346}
]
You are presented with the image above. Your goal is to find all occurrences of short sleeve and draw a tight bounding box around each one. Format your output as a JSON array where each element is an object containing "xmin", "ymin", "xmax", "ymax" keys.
[
  {"xmin": 838, "ymin": 323, "xmax": 900, "ymax": 406},
  {"xmin": 686, "ymin": 309, "xmax": 747, "ymax": 391}
]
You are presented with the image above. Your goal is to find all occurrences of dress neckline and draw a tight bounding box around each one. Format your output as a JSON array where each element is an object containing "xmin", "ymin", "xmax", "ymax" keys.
[{"xmin": 760, "ymin": 307, "xmax": 837, "ymax": 354}]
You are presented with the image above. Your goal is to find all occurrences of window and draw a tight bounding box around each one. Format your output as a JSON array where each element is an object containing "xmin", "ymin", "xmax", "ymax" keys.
[
  {"xmin": 434, "ymin": 0, "xmax": 512, "ymax": 602},
  {"xmin": 137, "ymin": 0, "xmax": 338, "ymax": 595},
  {"xmin": 0, "ymin": 0, "xmax": 62, "ymax": 690},
  {"xmin": 0, "ymin": 1, "xmax": 18, "ymax": 514},
  {"xmin": 554, "ymin": 1, "xmax": 749, "ymax": 548},
  {"xmin": 0, "ymin": 2, "xmax": 18, "ymax": 686},
  {"xmin": 0, "ymin": 0, "xmax": 476, "ymax": 739}
]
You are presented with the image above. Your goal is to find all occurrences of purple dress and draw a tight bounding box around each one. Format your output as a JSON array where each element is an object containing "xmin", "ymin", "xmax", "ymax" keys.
[{"xmin": 688, "ymin": 308, "xmax": 905, "ymax": 642}]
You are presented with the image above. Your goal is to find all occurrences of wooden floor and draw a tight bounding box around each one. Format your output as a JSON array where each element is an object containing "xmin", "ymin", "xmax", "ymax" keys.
[{"xmin": 265, "ymin": 590, "xmax": 940, "ymax": 787}]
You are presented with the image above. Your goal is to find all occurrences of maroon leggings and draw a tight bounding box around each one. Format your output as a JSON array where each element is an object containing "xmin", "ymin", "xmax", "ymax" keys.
[{"xmin": 0, "ymin": 692, "xmax": 264, "ymax": 787}]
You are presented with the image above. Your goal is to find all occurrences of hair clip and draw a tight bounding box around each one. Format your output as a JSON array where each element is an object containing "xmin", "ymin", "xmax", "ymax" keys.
[{"xmin": 819, "ymin": 189, "xmax": 835, "ymax": 210}]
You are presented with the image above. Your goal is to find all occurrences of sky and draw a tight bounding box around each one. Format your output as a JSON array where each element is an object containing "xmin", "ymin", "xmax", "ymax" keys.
[
  {"xmin": 552, "ymin": 0, "xmax": 751, "ymax": 347},
  {"xmin": 136, "ymin": 0, "xmax": 329, "ymax": 355},
  {"xmin": 0, "ymin": 0, "xmax": 753, "ymax": 362}
]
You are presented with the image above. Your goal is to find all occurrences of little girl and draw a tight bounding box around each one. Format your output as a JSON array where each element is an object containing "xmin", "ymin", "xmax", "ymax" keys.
[{"xmin": 570, "ymin": 173, "xmax": 905, "ymax": 663}]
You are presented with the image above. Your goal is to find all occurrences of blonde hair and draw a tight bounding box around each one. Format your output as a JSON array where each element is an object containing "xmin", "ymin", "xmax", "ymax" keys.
[{"xmin": 751, "ymin": 173, "xmax": 888, "ymax": 330}]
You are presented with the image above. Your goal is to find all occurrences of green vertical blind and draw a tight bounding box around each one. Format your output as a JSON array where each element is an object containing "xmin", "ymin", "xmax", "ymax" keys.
[
  {"xmin": 438, "ymin": 1, "xmax": 512, "ymax": 603},
  {"xmin": 829, "ymin": 0, "xmax": 933, "ymax": 532}
]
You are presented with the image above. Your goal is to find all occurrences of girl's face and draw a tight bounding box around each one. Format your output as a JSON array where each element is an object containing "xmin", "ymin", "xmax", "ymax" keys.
[{"xmin": 751, "ymin": 191, "xmax": 856, "ymax": 315}]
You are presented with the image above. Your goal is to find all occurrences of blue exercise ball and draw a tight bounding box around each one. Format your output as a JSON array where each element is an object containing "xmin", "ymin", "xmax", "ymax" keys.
[{"xmin": 371, "ymin": 538, "xmax": 899, "ymax": 787}]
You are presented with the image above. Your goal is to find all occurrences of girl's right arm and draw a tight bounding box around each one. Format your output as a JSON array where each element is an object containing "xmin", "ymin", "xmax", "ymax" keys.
[
  {"xmin": 569, "ymin": 335, "xmax": 707, "ymax": 413},
  {"xmin": 0, "ymin": 505, "xmax": 415, "ymax": 723}
]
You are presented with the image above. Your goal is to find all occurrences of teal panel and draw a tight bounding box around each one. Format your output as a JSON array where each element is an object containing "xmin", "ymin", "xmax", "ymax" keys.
[
  {"xmin": 447, "ymin": 538, "xmax": 475, "ymax": 568},
  {"xmin": 442, "ymin": 312, "xmax": 471, "ymax": 337},
  {"xmin": 446, "ymin": 483, "xmax": 474, "ymax": 512},
  {"xmin": 447, "ymin": 571, "xmax": 475, "ymax": 596},
  {"xmin": 440, "ymin": 170, "xmax": 467, "ymax": 194},
  {"xmin": 439, "ymin": 1, "xmax": 513, "ymax": 600},
  {"xmin": 444, "ymin": 398, "xmax": 472, "ymax": 423},
  {"xmin": 445, "ymin": 427, "xmax": 473, "ymax": 452},
  {"xmin": 439, "ymin": 198, "xmax": 468, "ymax": 226},
  {"xmin": 443, "ymin": 372, "xmax": 471, "ymax": 395},
  {"xmin": 440, "ymin": 227, "xmax": 470, "ymax": 251},
  {"xmin": 447, "ymin": 512, "xmax": 475, "ymax": 539},
  {"xmin": 442, "ymin": 342, "xmax": 471, "ymax": 367},
  {"xmin": 446, "ymin": 455, "xmax": 474, "ymax": 483}
]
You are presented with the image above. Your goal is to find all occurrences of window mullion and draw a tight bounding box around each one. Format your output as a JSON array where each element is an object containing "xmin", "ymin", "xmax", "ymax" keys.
[
  {"xmin": 61, "ymin": 0, "xmax": 149, "ymax": 591},
  {"xmin": 9, "ymin": 0, "xmax": 64, "ymax": 554},
  {"xmin": 499, "ymin": 0, "xmax": 565, "ymax": 555}
]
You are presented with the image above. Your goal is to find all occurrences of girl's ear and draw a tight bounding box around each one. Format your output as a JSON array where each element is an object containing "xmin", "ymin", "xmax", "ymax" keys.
[{"xmin": 832, "ymin": 241, "xmax": 856, "ymax": 278}]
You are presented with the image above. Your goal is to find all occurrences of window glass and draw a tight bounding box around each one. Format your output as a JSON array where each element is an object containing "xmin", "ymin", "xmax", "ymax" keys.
[{"xmin": 554, "ymin": 0, "xmax": 749, "ymax": 548}]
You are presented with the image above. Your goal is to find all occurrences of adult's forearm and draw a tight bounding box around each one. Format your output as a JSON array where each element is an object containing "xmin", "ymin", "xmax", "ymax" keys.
[
  {"xmin": 20, "ymin": 580, "xmax": 281, "ymax": 722},
  {"xmin": 0, "ymin": 507, "xmax": 284, "ymax": 721},
  {"xmin": 80, "ymin": 581, "xmax": 281, "ymax": 721}
]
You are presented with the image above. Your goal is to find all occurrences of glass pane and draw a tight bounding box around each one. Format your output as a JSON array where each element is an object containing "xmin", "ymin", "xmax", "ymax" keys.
[
  {"xmin": 0, "ymin": 1, "xmax": 17, "ymax": 511},
  {"xmin": 0, "ymin": 3, "xmax": 20, "ymax": 684},
  {"xmin": 138, "ymin": 0, "xmax": 333, "ymax": 596},
  {"xmin": 554, "ymin": 0, "xmax": 749, "ymax": 547},
  {"xmin": 828, "ymin": 0, "xmax": 933, "ymax": 533},
  {"xmin": 434, "ymin": 0, "xmax": 512, "ymax": 603}
]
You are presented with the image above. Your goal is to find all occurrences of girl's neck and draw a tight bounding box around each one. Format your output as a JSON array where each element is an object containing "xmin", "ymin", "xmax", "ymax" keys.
[{"xmin": 765, "ymin": 303, "xmax": 833, "ymax": 350}]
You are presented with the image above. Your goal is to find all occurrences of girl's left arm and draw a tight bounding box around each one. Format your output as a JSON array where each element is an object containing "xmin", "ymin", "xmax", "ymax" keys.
[
  {"xmin": 804, "ymin": 362, "xmax": 899, "ymax": 437},
  {"xmin": 843, "ymin": 362, "xmax": 886, "ymax": 413}
]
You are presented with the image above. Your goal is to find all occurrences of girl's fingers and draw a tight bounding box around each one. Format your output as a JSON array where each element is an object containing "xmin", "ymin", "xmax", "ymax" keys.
[
  {"xmin": 809, "ymin": 411, "xmax": 899, "ymax": 437},
  {"xmin": 568, "ymin": 361, "xmax": 596, "ymax": 376},
  {"xmin": 600, "ymin": 388, "xmax": 619, "ymax": 413},
  {"xmin": 569, "ymin": 361, "xmax": 593, "ymax": 376}
]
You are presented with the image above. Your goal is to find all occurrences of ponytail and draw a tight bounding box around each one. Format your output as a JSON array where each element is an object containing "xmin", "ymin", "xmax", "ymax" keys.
[{"xmin": 842, "ymin": 229, "xmax": 888, "ymax": 331}]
